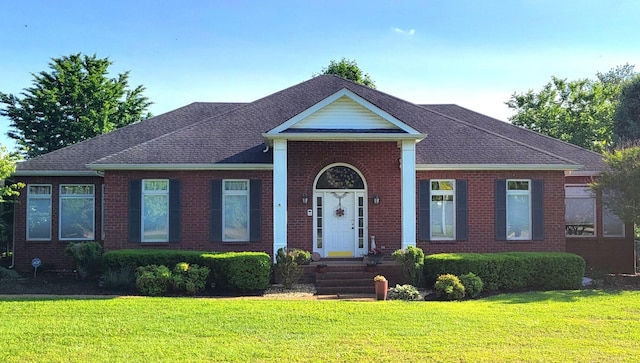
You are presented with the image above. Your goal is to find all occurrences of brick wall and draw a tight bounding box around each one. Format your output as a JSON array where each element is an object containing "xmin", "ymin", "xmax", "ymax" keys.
[
  {"xmin": 415, "ymin": 170, "xmax": 567, "ymax": 255},
  {"xmin": 12, "ymin": 176, "xmax": 104, "ymax": 272},
  {"xmin": 102, "ymin": 170, "xmax": 274, "ymax": 256}
]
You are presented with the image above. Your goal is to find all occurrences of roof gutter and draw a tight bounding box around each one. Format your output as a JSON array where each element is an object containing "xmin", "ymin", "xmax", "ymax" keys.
[
  {"xmin": 12, "ymin": 170, "xmax": 104, "ymax": 177},
  {"xmin": 86, "ymin": 163, "xmax": 274, "ymax": 171},
  {"xmin": 416, "ymin": 163, "xmax": 583, "ymax": 171}
]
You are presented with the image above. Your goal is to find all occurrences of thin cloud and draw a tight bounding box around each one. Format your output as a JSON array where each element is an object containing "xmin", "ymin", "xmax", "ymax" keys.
[{"xmin": 393, "ymin": 27, "xmax": 415, "ymax": 35}]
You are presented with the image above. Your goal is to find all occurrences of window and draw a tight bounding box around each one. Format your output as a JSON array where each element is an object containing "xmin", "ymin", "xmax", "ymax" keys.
[
  {"xmin": 565, "ymin": 185, "xmax": 595, "ymax": 236},
  {"xmin": 430, "ymin": 180, "xmax": 455, "ymax": 240},
  {"xmin": 507, "ymin": 180, "xmax": 531, "ymax": 240},
  {"xmin": 419, "ymin": 179, "xmax": 467, "ymax": 241},
  {"xmin": 603, "ymin": 207, "xmax": 625, "ymax": 237},
  {"xmin": 27, "ymin": 184, "xmax": 52, "ymax": 240},
  {"xmin": 59, "ymin": 185, "xmax": 95, "ymax": 240},
  {"xmin": 223, "ymin": 180, "xmax": 249, "ymax": 241},
  {"xmin": 142, "ymin": 179, "xmax": 169, "ymax": 242}
]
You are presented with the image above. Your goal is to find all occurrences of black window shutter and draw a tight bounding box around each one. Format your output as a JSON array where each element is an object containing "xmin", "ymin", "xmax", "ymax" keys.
[
  {"xmin": 168, "ymin": 180, "xmax": 181, "ymax": 243},
  {"xmin": 210, "ymin": 180, "xmax": 222, "ymax": 242},
  {"xmin": 495, "ymin": 179, "xmax": 507, "ymax": 240},
  {"xmin": 531, "ymin": 179, "xmax": 544, "ymax": 240},
  {"xmin": 249, "ymin": 179, "xmax": 262, "ymax": 242},
  {"xmin": 418, "ymin": 179, "xmax": 430, "ymax": 241},
  {"xmin": 456, "ymin": 180, "xmax": 468, "ymax": 241},
  {"xmin": 128, "ymin": 180, "xmax": 141, "ymax": 243}
]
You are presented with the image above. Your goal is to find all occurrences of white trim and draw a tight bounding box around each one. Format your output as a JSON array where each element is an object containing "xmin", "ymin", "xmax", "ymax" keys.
[
  {"xmin": 14, "ymin": 170, "xmax": 102, "ymax": 177},
  {"xmin": 87, "ymin": 163, "xmax": 273, "ymax": 171},
  {"xmin": 267, "ymin": 88, "xmax": 424, "ymax": 135},
  {"xmin": 272, "ymin": 140, "xmax": 288, "ymax": 260},
  {"xmin": 401, "ymin": 140, "xmax": 417, "ymax": 248},
  {"xmin": 263, "ymin": 133, "xmax": 425, "ymax": 144},
  {"xmin": 417, "ymin": 164, "xmax": 582, "ymax": 171}
]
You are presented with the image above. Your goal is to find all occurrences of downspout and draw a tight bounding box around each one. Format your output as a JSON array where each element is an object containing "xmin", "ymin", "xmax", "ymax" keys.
[{"xmin": 8, "ymin": 201, "xmax": 15, "ymax": 269}]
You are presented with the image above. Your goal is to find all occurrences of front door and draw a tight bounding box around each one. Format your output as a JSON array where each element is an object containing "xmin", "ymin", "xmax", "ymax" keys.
[{"xmin": 314, "ymin": 190, "xmax": 367, "ymax": 257}]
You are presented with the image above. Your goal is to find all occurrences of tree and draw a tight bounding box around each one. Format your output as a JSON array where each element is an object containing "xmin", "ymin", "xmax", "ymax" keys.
[
  {"xmin": 318, "ymin": 58, "xmax": 376, "ymax": 89},
  {"xmin": 506, "ymin": 65, "xmax": 636, "ymax": 153},
  {"xmin": 613, "ymin": 75, "xmax": 640, "ymax": 144},
  {"xmin": 0, "ymin": 53, "xmax": 152, "ymax": 158},
  {"xmin": 0, "ymin": 145, "xmax": 23, "ymax": 201},
  {"xmin": 591, "ymin": 144, "xmax": 640, "ymax": 225}
]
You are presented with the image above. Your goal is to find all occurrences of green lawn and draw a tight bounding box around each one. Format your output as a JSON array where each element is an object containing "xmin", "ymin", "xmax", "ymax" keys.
[{"xmin": 1, "ymin": 290, "xmax": 639, "ymax": 362}]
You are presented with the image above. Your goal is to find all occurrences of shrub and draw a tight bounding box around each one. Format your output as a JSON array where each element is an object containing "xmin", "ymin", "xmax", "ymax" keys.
[
  {"xmin": 275, "ymin": 248, "xmax": 307, "ymax": 289},
  {"xmin": 172, "ymin": 262, "xmax": 210, "ymax": 295},
  {"xmin": 424, "ymin": 252, "xmax": 585, "ymax": 292},
  {"xmin": 135, "ymin": 265, "xmax": 172, "ymax": 296},
  {"xmin": 459, "ymin": 272, "xmax": 483, "ymax": 298},
  {"xmin": 392, "ymin": 246, "xmax": 425, "ymax": 287},
  {"xmin": 387, "ymin": 284, "xmax": 423, "ymax": 301},
  {"xmin": 66, "ymin": 241, "xmax": 103, "ymax": 279},
  {"xmin": 101, "ymin": 265, "xmax": 135, "ymax": 290},
  {"xmin": 0, "ymin": 266, "xmax": 20, "ymax": 279},
  {"xmin": 434, "ymin": 274, "xmax": 465, "ymax": 301}
]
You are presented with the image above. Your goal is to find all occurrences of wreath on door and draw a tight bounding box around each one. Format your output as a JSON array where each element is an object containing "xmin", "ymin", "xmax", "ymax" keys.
[{"xmin": 332, "ymin": 192, "xmax": 348, "ymax": 218}]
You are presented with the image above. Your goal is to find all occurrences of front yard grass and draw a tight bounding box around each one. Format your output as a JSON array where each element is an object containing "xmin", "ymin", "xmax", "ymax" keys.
[{"xmin": 1, "ymin": 290, "xmax": 639, "ymax": 362}]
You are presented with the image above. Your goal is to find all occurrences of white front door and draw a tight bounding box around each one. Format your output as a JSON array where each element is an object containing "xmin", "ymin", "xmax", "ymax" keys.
[{"xmin": 314, "ymin": 191, "xmax": 367, "ymax": 257}]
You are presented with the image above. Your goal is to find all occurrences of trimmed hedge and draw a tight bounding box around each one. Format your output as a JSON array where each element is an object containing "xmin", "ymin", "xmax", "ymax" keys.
[
  {"xmin": 102, "ymin": 249, "xmax": 271, "ymax": 292},
  {"xmin": 424, "ymin": 252, "xmax": 585, "ymax": 291}
]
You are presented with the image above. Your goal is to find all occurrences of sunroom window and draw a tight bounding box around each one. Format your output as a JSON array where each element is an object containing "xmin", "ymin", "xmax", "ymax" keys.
[{"xmin": 565, "ymin": 185, "xmax": 595, "ymax": 236}]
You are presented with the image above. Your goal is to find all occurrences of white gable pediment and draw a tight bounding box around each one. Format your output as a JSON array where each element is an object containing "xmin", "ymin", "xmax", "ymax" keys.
[{"xmin": 267, "ymin": 88, "xmax": 421, "ymax": 135}]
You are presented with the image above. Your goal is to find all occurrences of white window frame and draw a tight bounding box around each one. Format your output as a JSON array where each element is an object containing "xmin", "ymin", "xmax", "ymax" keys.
[
  {"xmin": 506, "ymin": 179, "xmax": 531, "ymax": 241},
  {"xmin": 59, "ymin": 184, "xmax": 95, "ymax": 241},
  {"xmin": 223, "ymin": 179, "xmax": 250, "ymax": 242},
  {"xmin": 141, "ymin": 179, "xmax": 169, "ymax": 243},
  {"xmin": 564, "ymin": 184, "xmax": 596, "ymax": 238},
  {"xmin": 430, "ymin": 179, "xmax": 456, "ymax": 240},
  {"xmin": 27, "ymin": 184, "xmax": 52, "ymax": 241}
]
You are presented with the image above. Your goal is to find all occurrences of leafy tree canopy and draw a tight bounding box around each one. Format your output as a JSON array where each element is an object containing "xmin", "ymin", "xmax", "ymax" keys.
[
  {"xmin": 0, "ymin": 145, "xmax": 24, "ymax": 201},
  {"xmin": 613, "ymin": 75, "xmax": 640, "ymax": 144},
  {"xmin": 506, "ymin": 64, "xmax": 636, "ymax": 153},
  {"xmin": 0, "ymin": 53, "xmax": 152, "ymax": 158},
  {"xmin": 318, "ymin": 58, "xmax": 376, "ymax": 89},
  {"xmin": 591, "ymin": 144, "xmax": 640, "ymax": 224}
]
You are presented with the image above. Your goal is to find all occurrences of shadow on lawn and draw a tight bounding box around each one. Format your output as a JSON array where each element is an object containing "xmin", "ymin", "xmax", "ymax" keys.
[{"xmin": 484, "ymin": 288, "xmax": 626, "ymax": 304}]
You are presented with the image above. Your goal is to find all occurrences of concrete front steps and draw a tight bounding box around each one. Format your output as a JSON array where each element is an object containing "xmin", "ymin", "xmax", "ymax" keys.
[{"xmin": 308, "ymin": 259, "xmax": 403, "ymax": 295}]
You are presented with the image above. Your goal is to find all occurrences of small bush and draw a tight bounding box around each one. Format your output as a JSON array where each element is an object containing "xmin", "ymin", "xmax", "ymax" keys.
[
  {"xmin": 66, "ymin": 241, "xmax": 103, "ymax": 279},
  {"xmin": 172, "ymin": 262, "xmax": 210, "ymax": 295},
  {"xmin": 387, "ymin": 284, "xmax": 423, "ymax": 301},
  {"xmin": 0, "ymin": 266, "xmax": 20, "ymax": 279},
  {"xmin": 459, "ymin": 272, "xmax": 483, "ymax": 298},
  {"xmin": 275, "ymin": 248, "xmax": 308, "ymax": 289},
  {"xmin": 434, "ymin": 274, "xmax": 465, "ymax": 301},
  {"xmin": 392, "ymin": 246, "xmax": 425, "ymax": 287},
  {"xmin": 135, "ymin": 265, "xmax": 172, "ymax": 296},
  {"xmin": 101, "ymin": 265, "xmax": 135, "ymax": 290}
]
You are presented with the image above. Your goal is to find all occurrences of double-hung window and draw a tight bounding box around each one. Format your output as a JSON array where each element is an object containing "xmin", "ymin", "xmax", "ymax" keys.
[
  {"xmin": 142, "ymin": 180, "xmax": 169, "ymax": 242},
  {"xmin": 223, "ymin": 180, "xmax": 250, "ymax": 241},
  {"xmin": 59, "ymin": 185, "xmax": 95, "ymax": 240},
  {"xmin": 564, "ymin": 185, "xmax": 596, "ymax": 237},
  {"xmin": 506, "ymin": 180, "xmax": 531, "ymax": 240},
  {"xmin": 27, "ymin": 184, "xmax": 52, "ymax": 240},
  {"xmin": 430, "ymin": 180, "xmax": 456, "ymax": 240}
]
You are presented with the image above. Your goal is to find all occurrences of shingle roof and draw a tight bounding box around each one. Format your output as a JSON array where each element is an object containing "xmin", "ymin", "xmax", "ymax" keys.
[{"xmin": 15, "ymin": 75, "xmax": 604, "ymax": 174}]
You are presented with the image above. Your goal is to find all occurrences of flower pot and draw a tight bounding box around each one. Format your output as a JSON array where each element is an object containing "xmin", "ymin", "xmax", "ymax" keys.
[{"xmin": 374, "ymin": 280, "xmax": 388, "ymax": 300}]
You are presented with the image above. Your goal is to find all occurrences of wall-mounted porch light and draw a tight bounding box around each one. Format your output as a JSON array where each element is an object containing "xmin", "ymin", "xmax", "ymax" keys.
[
  {"xmin": 373, "ymin": 194, "xmax": 380, "ymax": 205},
  {"xmin": 302, "ymin": 193, "xmax": 309, "ymax": 205}
]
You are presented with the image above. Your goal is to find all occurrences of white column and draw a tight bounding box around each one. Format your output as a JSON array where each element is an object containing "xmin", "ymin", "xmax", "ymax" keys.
[
  {"xmin": 273, "ymin": 139, "xmax": 288, "ymax": 260},
  {"xmin": 401, "ymin": 140, "xmax": 417, "ymax": 249}
]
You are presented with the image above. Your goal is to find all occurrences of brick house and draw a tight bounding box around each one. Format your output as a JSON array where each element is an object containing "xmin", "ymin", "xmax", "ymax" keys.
[{"xmin": 10, "ymin": 75, "xmax": 636, "ymax": 273}]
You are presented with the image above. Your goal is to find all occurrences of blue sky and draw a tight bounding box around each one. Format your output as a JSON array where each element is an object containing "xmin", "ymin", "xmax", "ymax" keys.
[{"xmin": 1, "ymin": 0, "xmax": 639, "ymax": 151}]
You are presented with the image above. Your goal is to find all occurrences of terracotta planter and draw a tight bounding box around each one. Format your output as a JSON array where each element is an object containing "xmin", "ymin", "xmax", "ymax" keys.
[{"xmin": 374, "ymin": 280, "xmax": 388, "ymax": 300}]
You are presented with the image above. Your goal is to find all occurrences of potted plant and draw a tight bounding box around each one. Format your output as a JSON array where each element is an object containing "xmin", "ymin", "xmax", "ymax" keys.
[
  {"xmin": 365, "ymin": 247, "xmax": 384, "ymax": 265},
  {"xmin": 373, "ymin": 275, "xmax": 388, "ymax": 300}
]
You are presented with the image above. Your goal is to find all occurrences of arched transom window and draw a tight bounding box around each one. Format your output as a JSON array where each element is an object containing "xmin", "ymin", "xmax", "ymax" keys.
[{"xmin": 315, "ymin": 165, "xmax": 365, "ymax": 190}]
